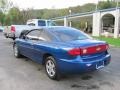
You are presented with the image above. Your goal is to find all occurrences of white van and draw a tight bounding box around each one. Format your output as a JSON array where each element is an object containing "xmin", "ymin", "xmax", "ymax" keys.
[{"xmin": 26, "ymin": 19, "xmax": 56, "ymax": 26}]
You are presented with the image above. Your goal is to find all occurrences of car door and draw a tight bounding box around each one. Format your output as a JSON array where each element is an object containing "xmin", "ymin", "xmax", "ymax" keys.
[
  {"xmin": 18, "ymin": 30, "xmax": 41, "ymax": 59},
  {"xmin": 32, "ymin": 29, "xmax": 53, "ymax": 63}
]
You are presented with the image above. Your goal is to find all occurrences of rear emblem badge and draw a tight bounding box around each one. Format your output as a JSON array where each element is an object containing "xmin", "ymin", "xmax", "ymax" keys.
[{"xmin": 86, "ymin": 64, "xmax": 92, "ymax": 67}]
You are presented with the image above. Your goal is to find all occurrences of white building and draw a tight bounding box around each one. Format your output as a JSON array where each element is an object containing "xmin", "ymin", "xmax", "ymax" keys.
[{"xmin": 52, "ymin": 7, "xmax": 120, "ymax": 38}]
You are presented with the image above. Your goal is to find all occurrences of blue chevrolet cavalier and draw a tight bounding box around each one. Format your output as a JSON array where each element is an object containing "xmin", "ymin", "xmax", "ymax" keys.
[{"xmin": 13, "ymin": 26, "xmax": 111, "ymax": 80}]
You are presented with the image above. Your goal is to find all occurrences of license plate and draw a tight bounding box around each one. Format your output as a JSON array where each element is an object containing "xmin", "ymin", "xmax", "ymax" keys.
[{"xmin": 96, "ymin": 61, "xmax": 104, "ymax": 70}]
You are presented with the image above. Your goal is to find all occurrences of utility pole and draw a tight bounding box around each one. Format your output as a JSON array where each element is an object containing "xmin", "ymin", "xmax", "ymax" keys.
[
  {"xmin": 69, "ymin": 9, "xmax": 72, "ymax": 27},
  {"xmin": 116, "ymin": 0, "xmax": 119, "ymax": 8},
  {"xmin": 96, "ymin": 0, "xmax": 99, "ymax": 11}
]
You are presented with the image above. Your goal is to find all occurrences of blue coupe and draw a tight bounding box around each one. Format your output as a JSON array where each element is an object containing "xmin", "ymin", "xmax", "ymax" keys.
[{"xmin": 13, "ymin": 26, "xmax": 111, "ymax": 80}]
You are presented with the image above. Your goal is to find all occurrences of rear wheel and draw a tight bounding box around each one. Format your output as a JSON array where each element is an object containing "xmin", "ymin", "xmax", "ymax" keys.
[
  {"xmin": 4, "ymin": 34, "xmax": 8, "ymax": 38},
  {"xmin": 13, "ymin": 38, "xmax": 15, "ymax": 40},
  {"xmin": 13, "ymin": 44, "xmax": 21, "ymax": 58},
  {"xmin": 45, "ymin": 56, "xmax": 61, "ymax": 80}
]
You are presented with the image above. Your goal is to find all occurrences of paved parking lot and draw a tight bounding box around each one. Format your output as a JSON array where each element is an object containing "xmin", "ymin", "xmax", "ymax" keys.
[{"xmin": 0, "ymin": 33, "xmax": 120, "ymax": 90}]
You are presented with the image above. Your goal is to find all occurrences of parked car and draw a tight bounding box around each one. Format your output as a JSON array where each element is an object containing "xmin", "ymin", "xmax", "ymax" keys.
[
  {"xmin": 0, "ymin": 26, "xmax": 4, "ymax": 32},
  {"xmin": 4, "ymin": 19, "xmax": 56, "ymax": 40},
  {"xmin": 13, "ymin": 26, "xmax": 111, "ymax": 80}
]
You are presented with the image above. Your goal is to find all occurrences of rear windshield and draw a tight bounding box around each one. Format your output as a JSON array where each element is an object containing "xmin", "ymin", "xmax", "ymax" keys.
[
  {"xmin": 38, "ymin": 20, "xmax": 46, "ymax": 26},
  {"xmin": 50, "ymin": 28, "xmax": 90, "ymax": 42}
]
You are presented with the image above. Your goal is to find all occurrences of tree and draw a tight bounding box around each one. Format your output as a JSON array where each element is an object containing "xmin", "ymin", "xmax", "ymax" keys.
[
  {"xmin": 0, "ymin": 0, "xmax": 13, "ymax": 13},
  {"xmin": 0, "ymin": 12, "xmax": 5, "ymax": 25},
  {"xmin": 8, "ymin": 7, "xmax": 21, "ymax": 24},
  {"xmin": 20, "ymin": 8, "xmax": 37, "ymax": 24},
  {"xmin": 4, "ymin": 14, "xmax": 12, "ymax": 25},
  {"xmin": 98, "ymin": 1, "xmax": 116, "ymax": 9}
]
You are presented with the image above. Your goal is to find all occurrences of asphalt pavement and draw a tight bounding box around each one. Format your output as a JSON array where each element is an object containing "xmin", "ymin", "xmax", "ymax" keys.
[{"xmin": 0, "ymin": 32, "xmax": 120, "ymax": 90}]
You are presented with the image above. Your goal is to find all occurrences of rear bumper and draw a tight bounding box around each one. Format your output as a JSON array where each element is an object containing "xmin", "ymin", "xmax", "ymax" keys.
[
  {"xmin": 4, "ymin": 33, "xmax": 15, "ymax": 39},
  {"xmin": 57, "ymin": 54, "xmax": 111, "ymax": 74}
]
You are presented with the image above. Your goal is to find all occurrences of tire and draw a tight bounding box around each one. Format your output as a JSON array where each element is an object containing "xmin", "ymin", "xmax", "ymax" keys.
[
  {"xmin": 6, "ymin": 36, "xmax": 8, "ymax": 38},
  {"xmin": 45, "ymin": 56, "xmax": 61, "ymax": 80},
  {"xmin": 12, "ymin": 38, "xmax": 15, "ymax": 40},
  {"xmin": 4, "ymin": 34, "xmax": 8, "ymax": 38},
  {"xmin": 13, "ymin": 44, "xmax": 21, "ymax": 58},
  {"xmin": 12, "ymin": 36, "xmax": 16, "ymax": 40}
]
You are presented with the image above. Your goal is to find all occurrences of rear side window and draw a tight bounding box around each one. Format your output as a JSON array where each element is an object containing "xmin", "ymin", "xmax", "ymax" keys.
[
  {"xmin": 27, "ymin": 30, "xmax": 41, "ymax": 37},
  {"xmin": 25, "ymin": 29, "xmax": 53, "ymax": 42},
  {"xmin": 39, "ymin": 30, "xmax": 53, "ymax": 42},
  {"xmin": 38, "ymin": 20, "xmax": 46, "ymax": 26},
  {"xmin": 26, "ymin": 30, "xmax": 41, "ymax": 40}
]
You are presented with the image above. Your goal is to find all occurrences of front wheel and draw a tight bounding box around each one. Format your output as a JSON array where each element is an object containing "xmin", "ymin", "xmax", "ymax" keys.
[
  {"xmin": 45, "ymin": 56, "xmax": 61, "ymax": 80},
  {"xmin": 13, "ymin": 44, "xmax": 21, "ymax": 58}
]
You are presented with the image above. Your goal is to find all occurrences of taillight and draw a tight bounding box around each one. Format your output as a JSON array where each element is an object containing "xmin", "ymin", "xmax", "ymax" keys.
[
  {"xmin": 68, "ymin": 44, "xmax": 108, "ymax": 56},
  {"xmin": 68, "ymin": 48, "xmax": 81, "ymax": 56},
  {"xmin": 11, "ymin": 26, "xmax": 15, "ymax": 32},
  {"xmin": 81, "ymin": 44, "xmax": 109, "ymax": 55}
]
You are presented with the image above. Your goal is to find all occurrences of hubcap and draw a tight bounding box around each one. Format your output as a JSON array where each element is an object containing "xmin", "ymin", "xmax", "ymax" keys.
[
  {"xmin": 46, "ymin": 60, "xmax": 55, "ymax": 77},
  {"xmin": 14, "ymin": 46, "xmax": 18, "ymax": 56}
]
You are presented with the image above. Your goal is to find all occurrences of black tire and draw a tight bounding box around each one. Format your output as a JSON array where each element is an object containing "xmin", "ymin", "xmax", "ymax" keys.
[
  {"xmin": 4, "ymin": 34, "xmax": 8, "ymax": 38},
  {"xmin": 13, "ymin": 44, "xmax": 21, "ymax": 58},
  {"xmin": 13, "ymin": 38, "xmax": 15, "ymax": 40},
  {"xmin": 45, "ymin": 56, "xmax": 61, "ymax": 80},
  {"xmin": 12, "ymin": 37, "xmax": 16, "ymax": 40},
  {"xmin": 6, "ymin": 36, "xmax": 8, "ymax": 38}
]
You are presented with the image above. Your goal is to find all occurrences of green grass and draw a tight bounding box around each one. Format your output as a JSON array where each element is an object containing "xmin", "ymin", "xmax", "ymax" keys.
[{"xmin": 93, "ymin": 36, "xmax": 120, "ymax": 47}]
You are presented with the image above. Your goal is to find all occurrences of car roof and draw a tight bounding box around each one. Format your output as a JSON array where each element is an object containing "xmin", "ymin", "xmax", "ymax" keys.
[
  {"xmin": 39, "ymin": 26, "xmax": 74, "ymax": 31},
  {"xmin": 24, "ymin": 26, "xmax": 76, "ymax": 32},
  {"xmin": 33, "ymin": 26, "xmax": 66, "ymax": 28},
  {"xmin": 43, "ymin": 26, "xmax": 70, "ymax": 29},
  {"xmin": 44, "ymin": 26, "xmax": 79, "ymax": 32}
]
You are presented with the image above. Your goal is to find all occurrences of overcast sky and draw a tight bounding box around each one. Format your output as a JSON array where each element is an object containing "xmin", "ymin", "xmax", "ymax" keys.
[{"xmin": 10, "ymin": 0, "xmax": 99, "ymax": 9}]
